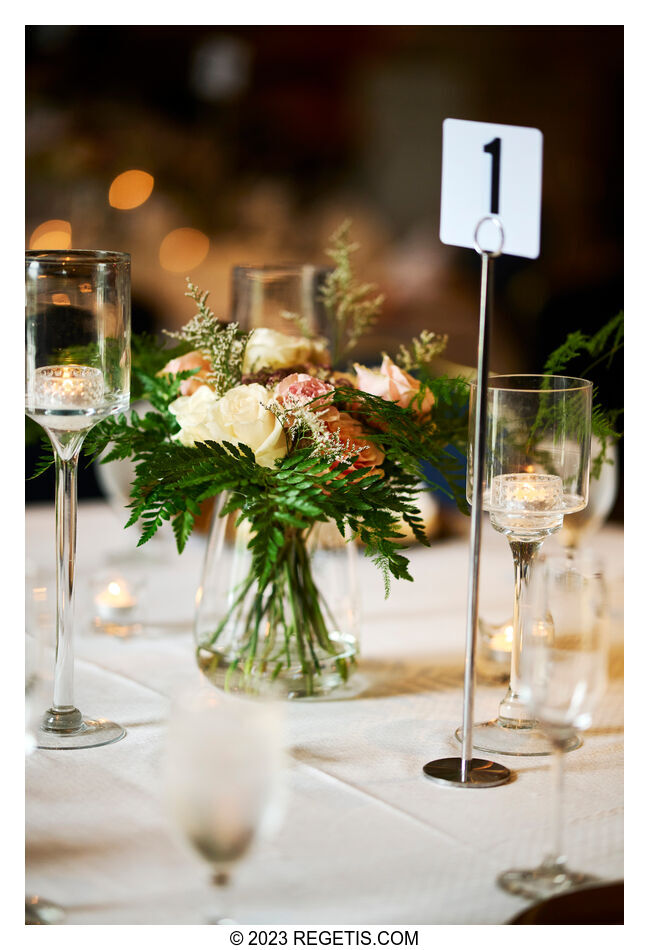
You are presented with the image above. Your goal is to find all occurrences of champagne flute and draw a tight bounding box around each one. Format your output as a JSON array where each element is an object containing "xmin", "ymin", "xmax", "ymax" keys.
[
  {"xmin": 164, "ymin": 689, "xmax": 284, "ymax": 923},
  {"xmin": 458, "ymin": 375, "xmax": 593, "ymax": 756},
  {"xmin": 498, "ymin": 551, "xmax": 609, "ymax": 899},
  {"xmin": 25, "ymin": 250, "xmax": 130, "ymax": 748}
]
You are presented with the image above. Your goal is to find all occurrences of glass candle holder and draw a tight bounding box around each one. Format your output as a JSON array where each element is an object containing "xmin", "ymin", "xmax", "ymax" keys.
[
  {"xmin": 25, "ymin": 250, "xmax": 130, "ymax": 749},
  {"xmin": 460, "ymin": 375, "xmax": 593, "ymax": 757}
]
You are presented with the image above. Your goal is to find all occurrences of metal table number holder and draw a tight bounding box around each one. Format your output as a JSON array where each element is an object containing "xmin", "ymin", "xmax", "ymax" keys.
[{"xmin": 423, "ymin": 216, "xmax": 512, "ymax": 788}]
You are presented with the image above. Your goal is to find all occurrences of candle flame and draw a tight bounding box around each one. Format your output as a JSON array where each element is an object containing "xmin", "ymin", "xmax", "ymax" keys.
[
  {"xmin": 504, "ymin": 624, "xmax": 513, "ymax": 642},
  {"xmin": 108, "ymin": 581, "xmax": 122, "ymax": 596}
]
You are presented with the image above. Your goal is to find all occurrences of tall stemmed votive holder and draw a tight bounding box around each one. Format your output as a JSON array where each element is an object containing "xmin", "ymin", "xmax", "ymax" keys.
[
  {"xmin": 459, "ymin": 375, "xmax": 593, "ymax": 756},
  {"xmin": 25, "ymin": 250, "xmax": 131, "ymax": 749}
]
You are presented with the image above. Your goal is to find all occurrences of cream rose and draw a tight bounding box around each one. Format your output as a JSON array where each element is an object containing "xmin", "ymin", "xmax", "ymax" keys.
[
  {"xmin": 169, "ymin": 383, "xmax": 287, "ymax": 468},
  {"xmin": 242, "ymin": 328, "xmax": 330, "ymax": 373}
]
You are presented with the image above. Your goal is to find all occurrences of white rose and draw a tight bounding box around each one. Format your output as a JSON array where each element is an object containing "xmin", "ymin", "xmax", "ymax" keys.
[
  {"xmin": 242, "ymin": 327, "xmax": 330, "ymax": 373},
  {"xmin": 169, "ymin": 383, "xmax": 287, "ymax": 468},
  {"xmin": 169, "ymin": 385, "xmax": 228, "ymax": 447}
]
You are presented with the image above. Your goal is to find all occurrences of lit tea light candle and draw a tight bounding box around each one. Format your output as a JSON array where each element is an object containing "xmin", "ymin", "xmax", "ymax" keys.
[
  {"xmin": 95, "ymin": 579, "xmax": 137, "ymax": 623},
  {"xmin": 489, "ymin": 622, "xmax": 514, "ymax": 656},
  {"xmin": 491, "ymin": 472, "xmax": 564, "ymax": 511},
  {"xmin": 33, "ymin": 364, "xmax": 104, "ymax": 408},
  {"xmin": 477, "ymin": 618, "xmax": 514, "ymax": 680}
]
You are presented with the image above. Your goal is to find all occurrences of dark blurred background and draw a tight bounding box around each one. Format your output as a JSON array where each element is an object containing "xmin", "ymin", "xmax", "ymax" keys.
[{"xmin": 26, "ymin": 25, "xmax": 623, "ymax": 506}]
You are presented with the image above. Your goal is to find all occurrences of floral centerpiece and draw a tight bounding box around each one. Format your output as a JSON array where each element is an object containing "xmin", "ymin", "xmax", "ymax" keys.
[
  {"xmin": 70, "ymin": 225, "xmax": 469, "ymax": 695},
  {"xmin": 29, "ymin": 224, "xmax": 621, "ymax": 698}
]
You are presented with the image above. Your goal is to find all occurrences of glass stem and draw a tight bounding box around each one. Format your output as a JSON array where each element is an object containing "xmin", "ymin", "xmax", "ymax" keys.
[
  {"xmin": 498, "ymin": 538, "xmax": 542, "ymax": 726},
  {"xmin": 209, "ymin": 867, "xmax": 234, "ymax": 924},
  {"xmin": 42, "ymin": 431, "xmax": 86, "ymax": 733},
  {"xmin": 544, "ymin": 746, "xmax": 567, "ymax": 871}
]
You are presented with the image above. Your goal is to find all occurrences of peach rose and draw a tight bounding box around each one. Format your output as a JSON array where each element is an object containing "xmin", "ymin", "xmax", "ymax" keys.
[
  {"xmin": 328, "ymin": 411, "xmax": 385, "ymax": 471},
  {"xmin": 354, "ymin": 355, "xmax": 434, "ymax": 413},
  {"xmin": 275, "ymin": 373, "xmax": 337, "ymax": 420},
  {"xmin": 160, "ymin": 350, "xmax": 213, "ymax": 396}
]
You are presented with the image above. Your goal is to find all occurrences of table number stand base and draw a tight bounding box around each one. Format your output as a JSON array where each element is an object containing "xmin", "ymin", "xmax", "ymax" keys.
[{"xmin": 423, "ymin": 217, "xmax": 512, "ymax": 789}]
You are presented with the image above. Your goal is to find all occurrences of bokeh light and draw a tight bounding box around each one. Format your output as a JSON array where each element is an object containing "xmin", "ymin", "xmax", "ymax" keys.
[
  {"xmin": 29, "ymin": 219, "xmax": 72, "ymax": 249},
  {"xmin": 159, "ymin": 228, "xmax": 210, "ymax": 272},
  {"xmin": 108, "ymin": 170, "xmax": 155, "ymax": 210}
]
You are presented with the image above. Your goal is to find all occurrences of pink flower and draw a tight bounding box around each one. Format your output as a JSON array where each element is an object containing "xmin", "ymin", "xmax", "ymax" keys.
[
  {"xmin": 160, "ymin": 350, "xmax": 213, "ymax": 396},
  {"xmin": 275, "ymin": 373, "xmax": 337, "ymax": 420},
  {"xmin": 354, "ymin": 355, "xmax": 434, "ymax": 414},
  {"xmin": 327, "ymin": 411, "xmax": 385, "ymax": 471}
]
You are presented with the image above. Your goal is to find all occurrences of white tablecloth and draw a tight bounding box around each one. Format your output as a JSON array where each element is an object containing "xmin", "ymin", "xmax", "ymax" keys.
[{"xmin": 25, "ymin": 501, "xmax": 624, "ymax": 924}]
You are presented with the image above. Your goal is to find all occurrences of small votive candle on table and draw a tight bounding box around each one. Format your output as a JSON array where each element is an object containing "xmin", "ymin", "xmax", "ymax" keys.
[
  {"xmin": 94, "ymin": 578, "xmax": 141, "ymax": 636},
  {"xmin": 478, "ymin": 619, "xmax": 514, "ymax": 681}
]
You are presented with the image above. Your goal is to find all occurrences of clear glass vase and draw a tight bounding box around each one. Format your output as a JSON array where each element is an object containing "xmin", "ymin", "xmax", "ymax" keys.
[{"xmin": 195, "ymin": 495, "xmax": 360, "ymax": 699}]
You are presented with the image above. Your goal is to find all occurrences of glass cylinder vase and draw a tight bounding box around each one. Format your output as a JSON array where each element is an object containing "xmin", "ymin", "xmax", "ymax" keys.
[{"xmin": 195, "ymin": 495, "xmax": 360, "ymax": 699}]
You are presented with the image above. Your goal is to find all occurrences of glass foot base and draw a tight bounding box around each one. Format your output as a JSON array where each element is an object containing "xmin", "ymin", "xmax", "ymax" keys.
[
  {"xmin": 26, "ymin": 896, "xmax": 66, "ymax": 924},
  {"xmin": 455, "ymin": 721, "xmax": 582, "ymax": 757},
  {"xmin": 37, "ymin": 718, "xmax": 126, "ymax": 750},
  {"xmin": 498, "ymin": 865, "xmax": 599, "ymax": 901}
]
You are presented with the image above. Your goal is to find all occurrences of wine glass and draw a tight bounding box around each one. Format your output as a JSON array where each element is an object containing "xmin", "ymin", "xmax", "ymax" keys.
[
  {"xmin": 497, "ymin": 551, "xmax": 609, "ymax": 899},
  {"xmin": 458, "ymin": 375, "xmax": 593, "ymax": 756},
  {"xmin": 25, "ymin": 250, "xmax": 130, "ymax": 748},
  {"xmin": 163, "ymin": 689, "xmax": 284, "ymax": 923}
]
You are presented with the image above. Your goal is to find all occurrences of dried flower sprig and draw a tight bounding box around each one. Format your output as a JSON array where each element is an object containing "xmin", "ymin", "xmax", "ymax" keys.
[
  {"xmin": 164, "ymin": 280, "xmax": 251, "ymax": 396},
  {"xmin": 267, "ymin": 396, "xmax": 357, "ymax": 466},
  {"xmin": 320, "ymin": 219, "xmax": 385, "ymax": 364},
  {"xmin": 396, "ymin": 330, "xmax": 449, "ymax": 372}
]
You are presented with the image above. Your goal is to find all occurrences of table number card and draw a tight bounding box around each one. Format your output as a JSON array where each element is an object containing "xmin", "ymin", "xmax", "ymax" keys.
[{"xmin": 440, "ymin": 118, "xmax": 543, "ymax": 259}]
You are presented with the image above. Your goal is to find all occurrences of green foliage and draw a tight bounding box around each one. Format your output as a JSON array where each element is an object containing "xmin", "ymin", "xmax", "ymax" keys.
[
  {"xmin": 320, "ymin": 220, "xmax": 385, "ymax": 364},
  {"xmin": 28, "ymin": 433, "xmax": 56, "ymax": 480},
  {"xmin": 542, "ymin": 311, "xmax": 623, "ymax": 477},
  {"xmin": 543, "ymin": 311, "xmax": 623, "ymax": 377},
  {"xmin": 331, "ymin": 381, "xmax": 469, "ymax": 514},
  {"xmin": 121, "ymin": 431, "xmax": 434, "ymax": 596},
  {"xmin": 130, "ymin": 332, "xmax": 192, "ymax": 400}
]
